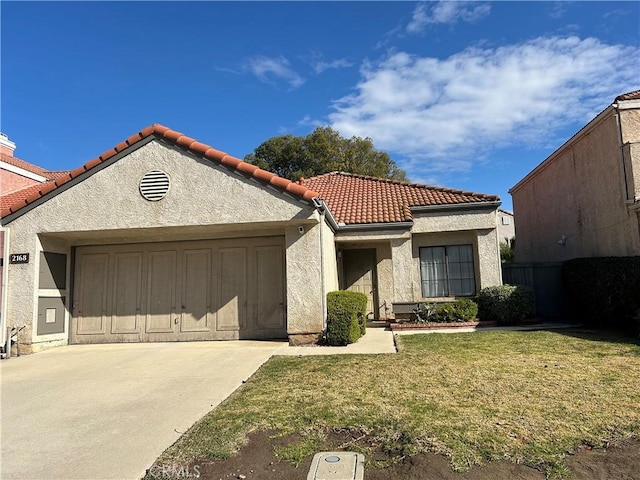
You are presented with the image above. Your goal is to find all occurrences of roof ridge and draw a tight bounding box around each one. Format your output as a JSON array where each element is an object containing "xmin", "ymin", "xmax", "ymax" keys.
[
  {"xmin": 1, "ymin": 124, "xmax": 320, "ymax": 218},
  {"xmin": 319, "ymin": 171, "xmax": 497, "ymax": 200},
  {"xmin": 616, "ymin": 89, "xmax": 640, "ymax": 101}
]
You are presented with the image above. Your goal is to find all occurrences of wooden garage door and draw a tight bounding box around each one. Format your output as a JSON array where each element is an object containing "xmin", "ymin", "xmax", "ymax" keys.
[{"xmin": 71, "ymin": 237, "xmax": 286, "ymax": 344}]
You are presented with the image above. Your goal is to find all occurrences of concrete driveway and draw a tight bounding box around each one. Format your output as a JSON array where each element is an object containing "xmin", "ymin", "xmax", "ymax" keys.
[{"xmin": 0, "ymin": 340, "xmax": 286, "ymax": 480}]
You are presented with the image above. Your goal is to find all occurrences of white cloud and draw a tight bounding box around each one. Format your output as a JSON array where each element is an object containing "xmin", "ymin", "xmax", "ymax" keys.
[
  {"xmin": 245, "ymin": 55, "xmax": 305, "ymax": 88},
  {"xmin": 328, "ymin": 36, "xmax": 640, "ymax": 179},
  {"xmin": 312, "ymin": 58, "xmax": 353, "ymax": 74},
  {"xmin": 548, "ymin": 2, "xmax": 569, "ymax": 20},
  {"xmin": 407, "ymin": 1, "xmax": 491, "ymax": 33}
]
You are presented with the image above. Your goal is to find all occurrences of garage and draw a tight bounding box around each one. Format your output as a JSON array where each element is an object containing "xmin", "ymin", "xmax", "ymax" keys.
[{"xmin": 71, "ymin": 236, "xmax": 286, "ymax": 344}]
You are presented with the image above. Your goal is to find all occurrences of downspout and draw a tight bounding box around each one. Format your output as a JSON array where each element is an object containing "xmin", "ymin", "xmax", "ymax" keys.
[{"xmin": 1, "ymin": 227, "xmax": 10, "ymax": 357}]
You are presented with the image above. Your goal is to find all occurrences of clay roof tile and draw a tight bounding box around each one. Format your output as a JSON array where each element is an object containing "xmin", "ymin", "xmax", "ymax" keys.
[{"xmin": 303, "ymin": 172, "xmax": 498, "ymax": 225}]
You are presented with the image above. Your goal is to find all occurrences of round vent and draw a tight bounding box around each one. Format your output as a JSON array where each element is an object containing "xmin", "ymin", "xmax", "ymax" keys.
[{"xmin": 139, "ymin": 170, "xmax": 170, "ymax": 201}]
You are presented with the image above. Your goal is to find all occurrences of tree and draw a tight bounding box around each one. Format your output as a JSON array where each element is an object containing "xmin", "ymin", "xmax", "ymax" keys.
[
  {"xmin": 500, "ymin": 240, "xmax": 515, "ymax": 263},
  {"xmin": 244, "ymin": 127, "xmax": 407, "ymax": 181}
]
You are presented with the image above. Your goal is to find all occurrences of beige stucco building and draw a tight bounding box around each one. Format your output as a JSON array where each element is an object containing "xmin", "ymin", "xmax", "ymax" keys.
[
  {"xmin": 1, "ymin": 125, "xmax": 503, "ymax": 353},
  {"xmin": 510, "ymin": 90, "xmax": 640, "ymax": 263}
]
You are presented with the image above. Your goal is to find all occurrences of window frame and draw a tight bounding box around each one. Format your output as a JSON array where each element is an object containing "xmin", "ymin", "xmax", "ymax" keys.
[{"xmin": 419, "ymin": 244, "xmax": 476, "ymax": 298}]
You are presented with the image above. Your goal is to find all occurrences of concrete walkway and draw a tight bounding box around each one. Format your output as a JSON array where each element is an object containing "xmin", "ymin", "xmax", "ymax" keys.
[{"xmin": 277, "ymin": 326, "xmax": 397, "ymax": 355}]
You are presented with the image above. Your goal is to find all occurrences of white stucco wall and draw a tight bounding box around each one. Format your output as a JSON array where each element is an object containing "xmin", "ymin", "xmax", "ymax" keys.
[
  {"xmin": 285, "ymin": 223, "xmax": 325, "ymax": 336},
  {"xmin": 3, "ymin": 140, "xmax": 323, "ymax": 350},
  {"xmin": 511, "ymin": 107, "xmax": 640, "ymax": 262}
]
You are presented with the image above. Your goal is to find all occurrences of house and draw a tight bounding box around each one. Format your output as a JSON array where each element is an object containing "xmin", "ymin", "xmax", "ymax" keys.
[
  {"xmin": 510, "ymin": 90, "xmax": 640, "ymax": 262},
  {"xmin": 497, "ymin": 209, "xmax": 515, "ymax": 246},
  {"xmin": 0, "ymin": 125, "xmax": 503, "ymax": 353}
]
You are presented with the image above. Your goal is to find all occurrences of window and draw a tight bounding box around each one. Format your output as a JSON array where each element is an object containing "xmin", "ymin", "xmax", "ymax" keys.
[
  {"xmin": 501, "ymin": 216, "xmax": 510, "ymax": 225},
  {"xmin": 419, "ymin": 245, "xmax": 476, "ymax": 297}
]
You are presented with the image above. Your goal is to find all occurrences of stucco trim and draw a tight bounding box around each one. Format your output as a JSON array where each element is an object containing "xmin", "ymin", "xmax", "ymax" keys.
[
  {"xmin": 410, "ymin": 202, "xmax": 501, "ymax": 213},
  {"xmin": 617, "ymin": 99, "xmax": 640, "ymax": 110},
  {"xmin": 336, "ymin": 221, "xmax": 413, "ymax": 231}
]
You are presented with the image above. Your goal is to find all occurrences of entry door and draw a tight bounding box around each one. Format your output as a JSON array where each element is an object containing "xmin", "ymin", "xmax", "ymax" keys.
[{"xmin": 342, "ymin": 248, "xmax": 378, "ymax": 319}]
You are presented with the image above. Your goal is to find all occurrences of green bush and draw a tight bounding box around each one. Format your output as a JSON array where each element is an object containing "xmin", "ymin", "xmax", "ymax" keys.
[
  {"xmin": 476, "ymin": 285, "xmax": 535, "ymax": 325},
  {"xmin": 563, "ymin": 257, "xmax": 640, "ymax": 332},
  {"xmin": 414, "ymin": 298, "xmax": 478, "ymax": 323},
  {"xmin": 326, "ymin": 291, "xmax": 368, "ymax": 345}
]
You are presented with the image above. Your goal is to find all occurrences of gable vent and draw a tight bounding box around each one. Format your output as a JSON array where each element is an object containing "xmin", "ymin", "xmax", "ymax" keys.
[{"xmin": 139, "ymin": 170, "xmax": 170, "ymax": 201}]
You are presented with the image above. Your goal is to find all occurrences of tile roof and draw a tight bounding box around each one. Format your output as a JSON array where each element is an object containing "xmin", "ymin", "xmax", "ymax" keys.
[
  {"xmin": 0, "ymin": 152, "xmax": 69, "ymax": 180},
  {"xmin": 616, "ymin": 90, "xmax": 640, "ymax": 101},
  {"xmin": 0, "ymin": 124, "xmax": 319, "ymax": 219},
  {"xmin": 303, "ymin": 172, "xmax": 499, "ymax": 225}
]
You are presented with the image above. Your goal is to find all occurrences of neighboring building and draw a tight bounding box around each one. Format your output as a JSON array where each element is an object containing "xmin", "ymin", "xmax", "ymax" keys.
[
  {"xmin": 497, "ymin": 209, "xmax": 515, "ymax": 246},
  {"xmin": 0, "ymin": 125, "xmax": 502, "ymax": 353},
  {"xmin": 510, "ymin": 90, "xmax": 640, "ymax": 262}
]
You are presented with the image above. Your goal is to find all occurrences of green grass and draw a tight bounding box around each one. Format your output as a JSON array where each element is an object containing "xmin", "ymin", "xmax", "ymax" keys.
[{"xmin": 147, "ymin": 329, "xmax": 640, "ymax": 479}]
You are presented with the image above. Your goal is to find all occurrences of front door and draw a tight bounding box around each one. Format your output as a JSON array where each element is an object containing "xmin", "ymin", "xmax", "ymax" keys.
[{"xmin": 342, "ymin": 248, "xmax": 378, "ymax": 319}]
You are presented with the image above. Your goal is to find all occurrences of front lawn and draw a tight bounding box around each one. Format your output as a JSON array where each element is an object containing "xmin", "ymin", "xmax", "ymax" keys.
[{"xmin": 146, "ymin": 330, "xmax": 640, "ymax": 478}]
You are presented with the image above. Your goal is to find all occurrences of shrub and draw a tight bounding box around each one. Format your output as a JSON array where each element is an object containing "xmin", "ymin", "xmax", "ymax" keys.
[
  {"xmin": 476, "ymin": 285, "xmax": 535, "ymax": 325},
  {"xmin": 326, "ymin": 291, "xmax": 368, "ymax": 345},
  {"xmin": 414, "ymin": 298, "xmax": 478, "ymax": 323},
  {"xmin": 563, "ymin": 257, "xmax": 640, "ymax": 332}
]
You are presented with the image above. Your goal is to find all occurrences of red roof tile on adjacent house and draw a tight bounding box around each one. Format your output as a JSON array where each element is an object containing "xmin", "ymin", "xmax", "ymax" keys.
[
  {"xmin": 2, "ymin": 153, "xmax": 46, "ymax": 176},
  {"xmin": 0, "ymin": 125, "xmax": 320, "ymax": 219},
  {"xmin": 616, "ymin": 90, "xmax": 640, "ymax": 101},
  {"xmin": 304, "ymin": 172, "xmax": 499, "ymax": 225}
]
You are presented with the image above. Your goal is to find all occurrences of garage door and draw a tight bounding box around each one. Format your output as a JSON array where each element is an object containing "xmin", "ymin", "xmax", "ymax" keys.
[{"xmin": 70, "ymin": 236, "xmax": 286, "ymax": 344}]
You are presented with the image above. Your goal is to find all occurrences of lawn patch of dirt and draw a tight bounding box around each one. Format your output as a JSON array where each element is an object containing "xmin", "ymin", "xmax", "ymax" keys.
[{"xmin": 189, "ymin": 429, "xmax": 640, "ymax": 480}]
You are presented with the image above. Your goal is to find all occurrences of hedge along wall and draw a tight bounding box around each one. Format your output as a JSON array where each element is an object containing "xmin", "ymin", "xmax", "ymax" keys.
[{"xmin": 562, "ymin": 256, "xmax": 640, "ymax": 332}]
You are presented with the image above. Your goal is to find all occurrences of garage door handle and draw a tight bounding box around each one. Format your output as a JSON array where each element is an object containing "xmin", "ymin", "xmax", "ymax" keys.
[{"xmin": 175, "ymin": 318, "xmax": 179, "ymax": 324}]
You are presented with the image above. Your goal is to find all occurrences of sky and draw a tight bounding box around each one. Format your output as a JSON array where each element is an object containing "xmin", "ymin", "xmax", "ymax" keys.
[{"xmin": 2, "ymin": 1, "xmax": 639, "ymax": 212}]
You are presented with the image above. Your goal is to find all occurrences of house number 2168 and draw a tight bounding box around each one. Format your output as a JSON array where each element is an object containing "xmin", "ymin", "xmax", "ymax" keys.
[{"xmin": 9, "ymin": 253, "xmax": 30, "ymax": 264}]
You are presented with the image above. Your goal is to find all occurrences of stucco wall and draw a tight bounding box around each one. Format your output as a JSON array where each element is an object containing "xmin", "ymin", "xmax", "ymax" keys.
[
  {"xmin": 4, "ymin": 140, "xmax": 322, "ymax": 349},
  {"xmin": 285, "ymin": 223, "xmax": 325, "ymax": 336},
  {"xmin": 497, "ymin": 211, "xmax": 516, "ymax": 244},
  {"xmin": 321, "ymin": 218, "xmax": 339, "ymax": 305},
  {"xmin": 412, "ymin": 208, "xmax": 497, "ymax": 233},
  {"xmin": 620, "ymin": 108, "xmax": 640, "ymax": 200},
  {"xmin": 512, "ymin": 109, "xmax": 640, "ymax": 262}
]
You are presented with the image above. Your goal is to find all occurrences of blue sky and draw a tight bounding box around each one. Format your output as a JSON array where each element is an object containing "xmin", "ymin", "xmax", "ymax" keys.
[{"xmin": 2, "ymin": 1, "xmax": 639, "ymax": 211}]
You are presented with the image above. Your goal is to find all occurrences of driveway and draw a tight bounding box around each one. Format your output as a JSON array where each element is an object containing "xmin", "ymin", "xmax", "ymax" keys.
[{"xmin": 0, "ymin": 340, "xmax": 286, "ymax": 480}]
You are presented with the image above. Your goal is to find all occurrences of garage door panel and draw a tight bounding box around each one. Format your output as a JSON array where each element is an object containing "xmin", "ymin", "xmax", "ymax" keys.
[
  {"xmin": 145, "ymin": 251, "xmax": 176, "ymax": 334},
  {"xmin": 255, "ymin": 246, "xmax": 285, "ymax": 330},
  {"xmin": 76, "ymin": 253, "xmax": 109, "ymax": 335},
  {"xmin": 181, "ymin": 249, "xmax": 211, "ymax": 332},
  {"xmin": 111, "ymin": 252, "xmax": 142, "ymax": 334},
  {"xmin": 216, "ymin": 247, "xmax": 247, "ymax": 331}
]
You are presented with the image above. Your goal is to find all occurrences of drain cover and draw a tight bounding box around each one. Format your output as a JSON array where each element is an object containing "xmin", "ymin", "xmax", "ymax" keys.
[{"xmin": 307, "ymin": 451, "xmax": 364, "ymax": 480}]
